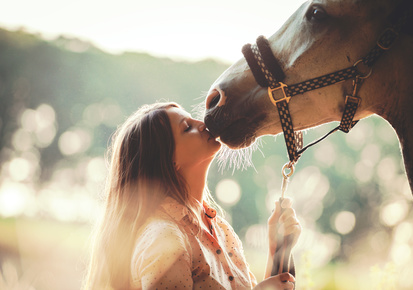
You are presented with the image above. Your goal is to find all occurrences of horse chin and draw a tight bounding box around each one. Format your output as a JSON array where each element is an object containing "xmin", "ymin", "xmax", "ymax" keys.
[
  {"xmin": 206, "ymin": 117, "xmax": 259, "ymax": 149},
  {"xmin": 219, "ymin": 134, "xmax": 256, "ymax": 149},
  {"xmin": 204, "ymin": 103, "xmax": 266, "ymax": 149}
]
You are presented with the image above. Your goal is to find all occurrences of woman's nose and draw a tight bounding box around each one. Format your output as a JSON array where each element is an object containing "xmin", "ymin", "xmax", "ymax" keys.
[{"xmin": 198, "ymin": 122, "xmax": 206, "ymax": 132}]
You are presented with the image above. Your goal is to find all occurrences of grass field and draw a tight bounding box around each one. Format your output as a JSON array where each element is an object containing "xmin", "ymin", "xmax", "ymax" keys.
[{"xmin": 0, "ymin": 217, "xmax": 408, "ymax": 290}]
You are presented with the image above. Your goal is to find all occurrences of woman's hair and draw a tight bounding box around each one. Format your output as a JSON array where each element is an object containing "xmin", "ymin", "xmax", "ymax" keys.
[{"xmin": 83, "ymin": 102, "xmax": 216, "ymax": 289}]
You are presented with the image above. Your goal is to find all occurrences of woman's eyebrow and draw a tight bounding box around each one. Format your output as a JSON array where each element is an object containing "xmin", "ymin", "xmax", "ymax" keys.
[
  {"xmin": 179, "ymin": 113, "xmax": 192, "ymax": 125},
  {"xmin": 179, "ymin": 117, "xmax": 187, "ymax": 125}
]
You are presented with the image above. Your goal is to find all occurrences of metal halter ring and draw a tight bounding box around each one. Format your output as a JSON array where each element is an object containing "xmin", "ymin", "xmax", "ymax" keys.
[
  {"xmin": 282, "ymin": 162, "xmax": 295, "ymax": 179},
  {"xmin": 353, "ymin": 59, "xmax": 373, "ymax": 79}
]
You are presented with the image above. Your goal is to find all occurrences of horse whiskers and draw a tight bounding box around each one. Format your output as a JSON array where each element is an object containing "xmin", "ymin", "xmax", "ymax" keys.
[
  {"xmin": 215, "ymin": 138, "xmax": 263, "ymax": 174},
  {"xmin": 192, "ymin": 95, "xmax": 207, "ymax": 120}
]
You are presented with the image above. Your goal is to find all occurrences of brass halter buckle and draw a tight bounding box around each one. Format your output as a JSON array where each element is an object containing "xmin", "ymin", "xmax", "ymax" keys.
[
  {"xmin": 377, "ymin": 27, "xmax": 398, "ymax": 50},
  {"xmin": 268, "ymin": 82, "xmax": 290, "ymax": 107}
]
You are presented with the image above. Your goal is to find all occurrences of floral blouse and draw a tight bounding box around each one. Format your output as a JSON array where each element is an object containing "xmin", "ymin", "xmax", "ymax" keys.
[{"xmin": 130, "ymin": 197, "xmax": 257, "ymax": 289}]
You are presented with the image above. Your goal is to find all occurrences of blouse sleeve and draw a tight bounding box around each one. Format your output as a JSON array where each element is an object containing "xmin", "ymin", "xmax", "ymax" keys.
[{"xmin": 131, "ymin": 220, "xmax": 193, "ymax": 289}]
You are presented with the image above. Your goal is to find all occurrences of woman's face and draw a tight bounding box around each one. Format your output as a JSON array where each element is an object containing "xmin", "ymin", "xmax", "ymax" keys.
[{"xmin": 167, "ymin": 106, "xmax": 221, "ymax": 170}]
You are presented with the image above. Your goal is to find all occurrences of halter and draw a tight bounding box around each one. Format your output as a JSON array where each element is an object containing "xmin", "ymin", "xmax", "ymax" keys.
[{"xmin": 242, "ymin": 0, "xmax": 412, "ymax": 167}]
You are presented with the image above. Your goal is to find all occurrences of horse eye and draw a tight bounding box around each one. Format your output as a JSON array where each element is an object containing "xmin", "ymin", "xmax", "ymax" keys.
[{"xmin": 306, "ymin": 5, "xmax": 327, "ymax": 21}]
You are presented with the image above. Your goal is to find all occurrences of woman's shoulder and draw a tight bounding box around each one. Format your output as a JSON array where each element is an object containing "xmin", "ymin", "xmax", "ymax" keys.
[
  {"xmin": 137, "ymin": 215, "xmax": 187, "ymax": 244},
  {"xmin": 215, "ymin": 214, "xmax": 236, "ymax": 232},
  {"xmin": 131, "ymin": 215, "xmax": 193, "ymax": 285},
  {"xmin": 132, "ymin": 215, "xmax": 192, "ymax": 268}
]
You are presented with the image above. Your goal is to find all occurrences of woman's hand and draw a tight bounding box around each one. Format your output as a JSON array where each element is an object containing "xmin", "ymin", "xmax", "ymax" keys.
[
  {"xmin": 254, "ymin": 273, "xmax": 295, "ymax": 290},
  {"xmin": 267, "ymin": 197, "xmax": 301, "ymax": 256}
]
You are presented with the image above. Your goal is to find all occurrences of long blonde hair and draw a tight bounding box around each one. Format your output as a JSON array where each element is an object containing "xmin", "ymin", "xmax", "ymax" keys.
[{"xmin": 83, "ymin": 102, "xmax": 215, "ymax": 289}]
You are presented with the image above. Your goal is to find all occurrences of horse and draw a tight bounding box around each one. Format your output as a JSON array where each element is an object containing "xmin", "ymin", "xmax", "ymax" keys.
[{"xmin": 203, "ymin": 0, "xmax": 413, "ymax": 193}]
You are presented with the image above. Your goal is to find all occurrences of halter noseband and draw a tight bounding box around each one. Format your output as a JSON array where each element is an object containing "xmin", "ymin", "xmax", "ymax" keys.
[{"xmin": 242, "ymin": 0, "xmax": 412, "ymax": 166}]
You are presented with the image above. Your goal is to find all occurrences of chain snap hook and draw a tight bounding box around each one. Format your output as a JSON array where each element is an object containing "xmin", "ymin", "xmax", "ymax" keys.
[
  {"xmin": 282, "ymin": 162, "xmax": 295, "ymax": 179},
  {"xmin": 281, "ymin": 162, "xmax": 295, "ymax": 199}
]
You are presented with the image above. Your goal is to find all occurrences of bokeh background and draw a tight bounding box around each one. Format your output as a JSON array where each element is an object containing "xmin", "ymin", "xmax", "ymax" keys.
[{"xmin": 1, "ymin": 1, "xmax": 412, "ymax": 289}]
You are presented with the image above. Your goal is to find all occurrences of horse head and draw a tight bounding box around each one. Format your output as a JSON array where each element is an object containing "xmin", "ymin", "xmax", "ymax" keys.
[{"xmin": 204, "ymin": 0, "xmax": 412, "ymax": 149}]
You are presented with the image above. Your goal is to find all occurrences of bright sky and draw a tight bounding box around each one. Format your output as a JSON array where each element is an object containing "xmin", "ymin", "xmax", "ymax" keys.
[{"xmin": 1, "ymin": 0, "xmax": 306, "ymax": 63}]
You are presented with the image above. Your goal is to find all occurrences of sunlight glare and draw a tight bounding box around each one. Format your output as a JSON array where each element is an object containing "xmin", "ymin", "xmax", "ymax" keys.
[
  {"xmin": 376, "ymin": 157, "xmax": 397, "ymax": 181},
  {"xmin": 291, "ymin": 166, "xmax": 330, "ymax": 201},
  {"xmin": 39, "ymin": 189, "xmax": 78, "ymax": 222},
  {"xmin": 20, "ymin": 109, "xmax": 37, "ymax": 132},
  {"xmin": 333, "ymin": 211, "xmax": 356, "ymax": 235},
  {"xmin": 8, "ymin": 158, "xmax": 31, "ymax": 182},
  {"xmin": 345, "ymin": 123, "xmax": 368, "ymax": 150},
  {"xmin": 12, "ymin": 129, "xmax": 34, "ymax": 152},
  {"xmin": 391, "ymin": 243, "xmax": 411, "ymax": 265},
  {"xmin": 380, "ymin": 201, "xmax": 408, "ymax": 227},
  {"xmin": 0, "ymin": 182, "xmax": 32, "ymax": 217},
  {"xmin": 377, "ymin": 120, "xmax": 398, "ymax": 145},
  {"xmin": 393, "ymin": 221, "xmax": 413, "ymax": 244},
  {"xmin": 35, "ymin": 124, "xmax": 57, "ymax": 148},
  {"xmin": 313, "ymin": 140, "xmax": 336, "ymax": 167},
  {"xmin": 399, "ymin": 264, "xmax": 413, "ymax": 289},
  {"xmin": 245, "ymin": 224, "xmax": 267, "ymax": 249},
  {"xmin": 400, "ymin": 178, "xmax": 411, "ymax": 199},
  {"xmin": 215, "ymin": 179, "xmax": 241, "ymax": 206},
  {"xmin": 360, "ymin": 143, "xmax": 381, "ymax": 166},
  {"xmin": 369, "ymin": 230, "xmax": 390, "ymax": 253},
  {"xmin": 35, "ymin": 104, "xmax": 55, "ymax": 128},
  {"xmin": 58, "ymin": 128, "xmax": 92, "ymax": 155},
  {"xmin": 354, "ymin": 160, "xmax": 374, "ymax": 183},
  {"xmin": 334, "ymin": 154, "xmax": 354, "ymax": 176},
  {"xmin": 102, "ymin": 103, "xmax": 123, "ymax": 127},
  {"xmin": 297, "ymin": 229, "xmax": 340, "ymax": 267},
  {"xmin": 86, "ymin": 157, "xmax": 107, "ymax": 183},
  {"xmin": 83, "ymin": 101, "xmax": 123, "ymax": 128},
  {"xmin": 83, "ymin": 103, "xmax": 103, "ymax": 127}
]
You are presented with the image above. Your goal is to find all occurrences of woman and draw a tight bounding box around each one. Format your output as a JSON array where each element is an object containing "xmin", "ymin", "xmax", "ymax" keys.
[{"xmin": 83, "ymin": 102, "xmax": 301, "ymax": 289}]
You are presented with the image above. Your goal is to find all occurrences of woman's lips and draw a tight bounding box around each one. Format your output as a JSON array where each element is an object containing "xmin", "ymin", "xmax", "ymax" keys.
[{"xmin": 205, "ymin": 129, "xmax": 217, "ymax": 141}]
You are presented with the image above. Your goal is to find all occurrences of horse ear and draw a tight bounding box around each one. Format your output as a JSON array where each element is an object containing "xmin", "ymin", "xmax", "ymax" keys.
[{"xmin": 242, "ymin": 43, "xmax": 270, "ymax": 88}]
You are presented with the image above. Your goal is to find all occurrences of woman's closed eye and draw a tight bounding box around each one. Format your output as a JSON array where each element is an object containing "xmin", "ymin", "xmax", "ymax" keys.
[{"xmin": 184, "ymin": 125, "xmax": 192, "ymax": 132}]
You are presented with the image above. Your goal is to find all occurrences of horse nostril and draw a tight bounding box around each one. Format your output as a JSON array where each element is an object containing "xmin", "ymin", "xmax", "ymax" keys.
[
  {"xmin": 206, "ymin": 91, "xmax": 221, "ymax": 109},
  {"xmin": 210, "ymin": 94, "xmax": 220, "ymax": 109}
]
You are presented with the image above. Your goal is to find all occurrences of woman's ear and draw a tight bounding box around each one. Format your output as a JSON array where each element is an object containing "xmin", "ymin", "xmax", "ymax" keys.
[{"xmin": 174, "ymin": 161, "xmax": 180, "ymax": 171}]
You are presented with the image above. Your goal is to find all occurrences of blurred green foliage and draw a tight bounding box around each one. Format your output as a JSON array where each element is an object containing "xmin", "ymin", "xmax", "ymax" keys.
[{"xmin": 0, "ymin": 27, "xmax": 412, "ymax": 289}]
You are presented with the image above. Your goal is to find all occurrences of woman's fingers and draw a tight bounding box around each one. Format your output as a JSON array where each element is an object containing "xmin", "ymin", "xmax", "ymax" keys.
[
  {"xmin": 268, "ymin": 197, "xmax": 294, "ymax": 225},
  {"xmin": 279, "ymin": 207, "xmax": 295, "ymax": 222},
  {"xmin": 279, "ymin": 223, "xmax": 301, "ymax": 237},
  {"xmin": 280, "ymin": 197, "xmax": 293, "ymax": 209},
  {"xmin": 277, "ymin": 207, "xmax": 301, "ymax": 247},
  {"xmin": 267, "ymin": 197, "xmax": 301, "ymax": 251},
  {"xmin": 268, "ymin": 201, "xmax": 281, "ymax": 225},
  {"xmin": 279, "ymin": 272, "xmax": 296, "ymax": 283}
]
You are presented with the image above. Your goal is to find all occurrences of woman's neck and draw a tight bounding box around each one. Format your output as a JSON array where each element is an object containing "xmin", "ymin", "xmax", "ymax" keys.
[{"xmin": 181, "ymin": 161, "xmax": 210, "ymax": 203}]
